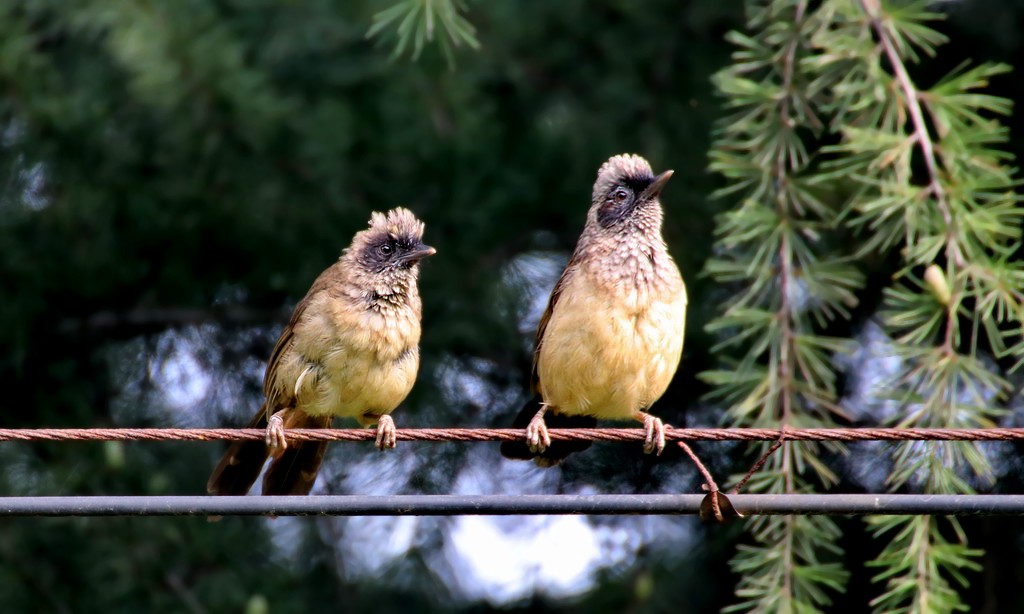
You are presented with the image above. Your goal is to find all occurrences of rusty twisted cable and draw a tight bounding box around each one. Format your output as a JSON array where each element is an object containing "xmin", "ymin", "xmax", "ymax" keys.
[{"xmin": 1, "ymin": 427, "xmax": 1023, "ymax": 443}]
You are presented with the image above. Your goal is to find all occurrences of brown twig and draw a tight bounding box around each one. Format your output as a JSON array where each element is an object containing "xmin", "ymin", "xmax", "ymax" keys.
[
  {"xmin": 676, "ymin": 441, "xmax": 725, "ymax": 521},
  {"xmin": 730, "ymin": 429, "xmax": 789, "ymax": 495}
]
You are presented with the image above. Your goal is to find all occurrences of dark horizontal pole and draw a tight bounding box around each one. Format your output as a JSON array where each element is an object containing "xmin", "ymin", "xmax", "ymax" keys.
[{"xmin": 2, "ymin": 494, "xmax": 1024, "ymax": 517}]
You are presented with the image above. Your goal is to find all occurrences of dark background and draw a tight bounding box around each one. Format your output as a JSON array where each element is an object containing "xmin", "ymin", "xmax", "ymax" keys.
[{"xmin": 2, "ymin": 1, "xmax": 1024, "ymax": 611}]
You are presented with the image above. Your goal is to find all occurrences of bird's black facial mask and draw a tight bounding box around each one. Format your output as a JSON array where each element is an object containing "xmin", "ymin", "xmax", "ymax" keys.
[
  {"xmin": 597, "ymin": 173, "xmax": 653, "ymax": 229},
  {"xmin": 363, "ymin": 235, "xmax": 433, "ymax": 271},
  {"xmin": 363, "ymin": 236, "xmax": 405, "ymax": 271}
]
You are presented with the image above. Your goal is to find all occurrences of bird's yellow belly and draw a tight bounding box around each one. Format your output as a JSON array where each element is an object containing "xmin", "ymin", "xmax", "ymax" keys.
[
  {"xmin": 537, "ymin": 281, "xmax": 686, "ymax": 421},
  {"xmin": 299, "ymin": 348, "xmax": 418, "ymax": 422},
  {"xmin": 277, "ymin": 304, "xmax": 420, "ymax": 424}
]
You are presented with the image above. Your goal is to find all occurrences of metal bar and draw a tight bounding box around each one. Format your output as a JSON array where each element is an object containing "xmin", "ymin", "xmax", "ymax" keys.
[{"xmin": 2, "ymin": 494, "xmax": 1024, "ymax": 517}]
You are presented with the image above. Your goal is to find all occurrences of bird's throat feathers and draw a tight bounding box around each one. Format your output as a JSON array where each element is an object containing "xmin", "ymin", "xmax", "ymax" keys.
[
  {"xmin": 579, "ymin": 196, "xmax": 669, "ymax": 293},
  {"xmin": 332, "ymin": 251, "xmax": 420, "ymax": 313},
  {"xmin": 576, "ymin": 227, "xmax": 672, "ymax": 295},
  {"xmin": 365, "ymin": 269, "xmax": 419, "ymax": 312}
]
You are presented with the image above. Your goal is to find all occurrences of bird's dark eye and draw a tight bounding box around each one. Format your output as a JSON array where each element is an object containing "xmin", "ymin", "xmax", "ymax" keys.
[
  {"xmin": 613, "ymin": 189, "xmax": 630, "ymax": 203},
  {"xmin": 378, "ymin": 244, "xmax": 394, "ymax": 257}
]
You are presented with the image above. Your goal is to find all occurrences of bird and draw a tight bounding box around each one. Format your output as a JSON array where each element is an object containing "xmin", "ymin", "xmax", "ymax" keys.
[
  {"xmin": 501, "ymin": 154, "xmax": 687, "ymax": 466},
  {"xmin": 208, "ymin": 207, "xmax": 435, "ymax": 495}
]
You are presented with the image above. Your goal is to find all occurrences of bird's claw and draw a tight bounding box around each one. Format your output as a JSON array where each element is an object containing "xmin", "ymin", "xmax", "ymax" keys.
[
  {"xmin": 642, "ymin": 414, "xmax": 666, "ymax": 456},
  {"xmin": 526, "ymin": 411, "xmax": 551, "ymax": 454},
  {"xmin": 266, "ymin": 412, "xmax": 288, "ymax": 451},
  {"xmin": 375, "ymin": 415, "xmax": 397, "ymax": 450}
]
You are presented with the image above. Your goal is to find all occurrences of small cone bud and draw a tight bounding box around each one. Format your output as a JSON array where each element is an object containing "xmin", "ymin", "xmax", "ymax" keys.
[{"xmin": 924, "ymin": 264, "xmax": 951, "ymax": 306}]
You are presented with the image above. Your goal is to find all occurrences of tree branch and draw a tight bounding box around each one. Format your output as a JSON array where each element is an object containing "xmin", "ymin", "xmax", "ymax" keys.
[{"xmin": 860, "ymin": 0, "xmax": 964, "ymax": 270}]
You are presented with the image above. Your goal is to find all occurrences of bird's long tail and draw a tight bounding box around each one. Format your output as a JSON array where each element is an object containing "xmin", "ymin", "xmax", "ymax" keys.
[
  {"xmin": 207, "ymin": 404, "xmax": 331, "ymax": 496},
  {"xmin": 499, "ymin": 394, "xmax": 596, "ymax": 467},
  {"xmin": 262, "ymin": 413, "xmax": 330, "ymax": 495}
]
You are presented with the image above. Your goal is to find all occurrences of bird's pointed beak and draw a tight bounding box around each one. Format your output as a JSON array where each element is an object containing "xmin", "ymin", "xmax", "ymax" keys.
[
  {"xmin": 640, "ymin": 170, "xmax": 674, "ymax": 201},
  {"xmin": 400, "ymin": 244, "xmax": 437, "ymax": 264}
]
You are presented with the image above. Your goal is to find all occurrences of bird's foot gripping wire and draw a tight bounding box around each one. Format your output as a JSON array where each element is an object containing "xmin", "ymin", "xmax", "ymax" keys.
[
  {"xmin": 265, "ymin": 409, "xmax": 290, "ymax": 452},
  {"xmin": 375, "ymin": 415, "xmax": 397, "ymax": 450},
  {"xmin": 526, "ymin": 405, "xmax": 552, "ymax": 453},
  {"xmin": 636, "ymin": 411, "xmax": 666, "ymax": 455}
]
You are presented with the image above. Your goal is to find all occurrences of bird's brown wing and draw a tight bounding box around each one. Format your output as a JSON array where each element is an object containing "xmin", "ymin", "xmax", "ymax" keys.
[
  {"xmin": 262, "ymin": 264, "xmax": 342, "ymax": 409},
  {"xmin": 208, "ymin": 263, "xmax": 343, "ymax": 496},
  {"xmin": 502, "ymin": 250, "xmax": 594, "ymax": 465},
  {"xmin": 528, "ymin": 251, "xmax": 581, "ymax": 392}
]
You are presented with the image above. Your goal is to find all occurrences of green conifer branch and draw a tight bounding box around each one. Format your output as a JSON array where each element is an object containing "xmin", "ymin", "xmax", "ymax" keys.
[
  {"xmin": 367, "ymin": 0, "xmax": 479, "ymax": 65},
  {"xmin": 811, "ymin": 1, "xmax": 1021, "ymax": 611},
  {"xmin": 712, "ymin": 1, "xmax": 1021, "ymax": 609},
  {"xmin": 706, "ymin": 2, "xmax": 856, "ymax": 610}
]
